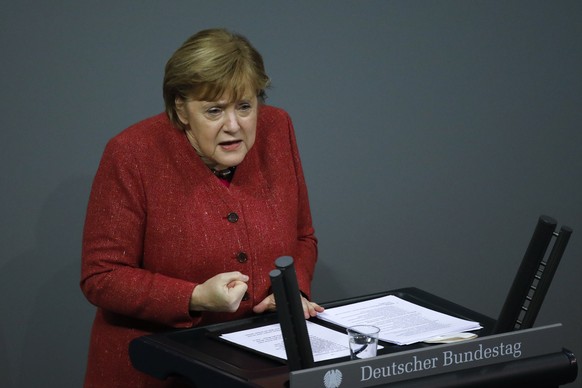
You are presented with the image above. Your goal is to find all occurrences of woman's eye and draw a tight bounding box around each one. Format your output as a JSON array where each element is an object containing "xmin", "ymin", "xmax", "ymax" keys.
[
  {"xmin": 206, "ymin": 107, "xmax": 222, "ymax": 116},
  {"xmin": 238, "ymin": 103, "xmax": 252, "ymax": 111}
]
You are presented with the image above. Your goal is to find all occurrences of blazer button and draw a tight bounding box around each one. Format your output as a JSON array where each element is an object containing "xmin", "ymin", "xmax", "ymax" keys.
[
  {"xmin": 237, "ymin": 252, "xmax": 248, "ymax": 263},
  {"xmin": 227, "ymin": 212, "xmax": 239, "ymax": 223},
  {"xmin": 242, "ymin": 292, "xmax": 250, "ymax": 301}
]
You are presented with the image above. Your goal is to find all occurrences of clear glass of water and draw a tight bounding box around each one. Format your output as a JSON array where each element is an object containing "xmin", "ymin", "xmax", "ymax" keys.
[{"xmin": 346, "ymin": 325, "xmax": 380, "ymax": 359}]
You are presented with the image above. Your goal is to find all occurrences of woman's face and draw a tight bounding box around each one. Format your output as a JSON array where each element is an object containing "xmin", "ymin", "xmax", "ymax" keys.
[{"xmin": 176, "ymin": 93, "xmax": 258, "ymax": 171}]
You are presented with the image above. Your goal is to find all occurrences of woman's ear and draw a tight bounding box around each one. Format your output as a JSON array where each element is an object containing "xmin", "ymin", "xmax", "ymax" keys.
[{"xmin": 175, "ymin": 98, "xmax": 189, "ymax": 125}]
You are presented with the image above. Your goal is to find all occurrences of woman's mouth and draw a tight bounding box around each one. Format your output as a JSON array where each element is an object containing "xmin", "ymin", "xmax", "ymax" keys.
[{"xmin": 219, "ymin": 140, "xmax": 242, "ymax": 151}]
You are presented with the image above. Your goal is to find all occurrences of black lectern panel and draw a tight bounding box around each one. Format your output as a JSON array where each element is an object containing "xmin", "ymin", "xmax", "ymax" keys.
[
  {"xmin": 494, "ymin": 215, "xmax": 573, "ymax": 334},
  {"xmin": 383, "ymin": 350, "xmax": 577, "ymax": 388},
  {"xmin": 129, "ymin": 288, "xmax": 577, "ymax": 387}
]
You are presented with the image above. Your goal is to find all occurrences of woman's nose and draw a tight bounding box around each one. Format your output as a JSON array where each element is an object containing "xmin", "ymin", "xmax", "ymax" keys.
[{"xmin": 223, "ymin": 110, "xmax": 241, "ymax": 132}]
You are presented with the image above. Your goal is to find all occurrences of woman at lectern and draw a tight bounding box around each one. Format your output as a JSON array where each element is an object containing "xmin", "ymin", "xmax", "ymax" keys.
[{"xmin": 80, "ymin": 28, "xmax": 323, "ymax": 387}]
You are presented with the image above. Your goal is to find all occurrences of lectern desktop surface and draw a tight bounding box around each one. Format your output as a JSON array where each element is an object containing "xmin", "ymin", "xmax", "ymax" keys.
[{"xmin": 130, "ymin": 287, "xmax": 504, "ymax": 386}]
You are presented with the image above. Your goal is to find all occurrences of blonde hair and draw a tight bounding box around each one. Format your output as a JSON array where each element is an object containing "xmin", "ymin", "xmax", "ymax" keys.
[{"xmin": 163, "ymin": 28, "xmax": 270, "ymax": 129}]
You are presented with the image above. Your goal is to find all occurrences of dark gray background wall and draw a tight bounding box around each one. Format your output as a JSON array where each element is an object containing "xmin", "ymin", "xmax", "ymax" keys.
[{"xmin": 1, "ymin": 1, "xmax": 580, "ymax": 387}]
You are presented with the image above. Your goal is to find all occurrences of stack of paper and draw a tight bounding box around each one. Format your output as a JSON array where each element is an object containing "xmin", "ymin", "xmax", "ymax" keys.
[
  {"xmin": 220, "ymin": 321, "xmax": 359, "ymax": 362},
  {"xmin": 317, "ymin": 295, "xmax": 481, "ymax": 345}
]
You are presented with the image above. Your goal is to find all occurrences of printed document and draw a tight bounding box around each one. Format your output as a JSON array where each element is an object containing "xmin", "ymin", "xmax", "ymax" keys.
[
  {"xmin": 317, "ymin": 295, "xmax": 481, "ymax": 345},
  {"xmin": 219, "ymin": 295, "xmax": 480, "ymax": 360},
  {"xmin": 220, "ymin": 320, "xmax": 358, "ymax": 362}
]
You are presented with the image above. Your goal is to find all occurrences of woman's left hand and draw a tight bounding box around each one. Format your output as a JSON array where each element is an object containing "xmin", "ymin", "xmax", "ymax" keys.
[{"xmin": 253, "ymin": 293, "xmax": 324, "ymax": 318}]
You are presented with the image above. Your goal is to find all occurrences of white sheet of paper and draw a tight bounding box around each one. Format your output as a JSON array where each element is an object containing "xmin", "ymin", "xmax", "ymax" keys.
[
  {"xmin": 317, "ymin": 295, "xmax": 481, "ymax": 345},
  {"xmin": 220, "ymin": 320, "xmax": 360, "ymax": 362}
]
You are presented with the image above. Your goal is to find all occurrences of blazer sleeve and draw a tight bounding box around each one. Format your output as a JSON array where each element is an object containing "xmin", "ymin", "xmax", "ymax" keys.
[
  {"xmin": 80, "ymin": 138, "xmax": 199, "ymax": 328},
  {"xmin": 285, "ymin": 113, "xmax": 318, "ymax": 299}
]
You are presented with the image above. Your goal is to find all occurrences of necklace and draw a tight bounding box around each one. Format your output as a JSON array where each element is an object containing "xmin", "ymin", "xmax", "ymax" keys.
[{"xmin": 211, "ymin": 166, "xmax": 236, "ymax": 181}]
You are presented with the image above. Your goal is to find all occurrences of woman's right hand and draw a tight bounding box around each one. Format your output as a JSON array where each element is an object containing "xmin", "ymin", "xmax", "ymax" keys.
[{"xmin": 189, "ymin": 271, "xmax": 249, "ymax": 312}]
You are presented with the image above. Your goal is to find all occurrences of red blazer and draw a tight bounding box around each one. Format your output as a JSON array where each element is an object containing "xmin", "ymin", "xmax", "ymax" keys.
[{"xmin": 81, "ymin": 105, "xmax": 317, "ymax": 387}]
